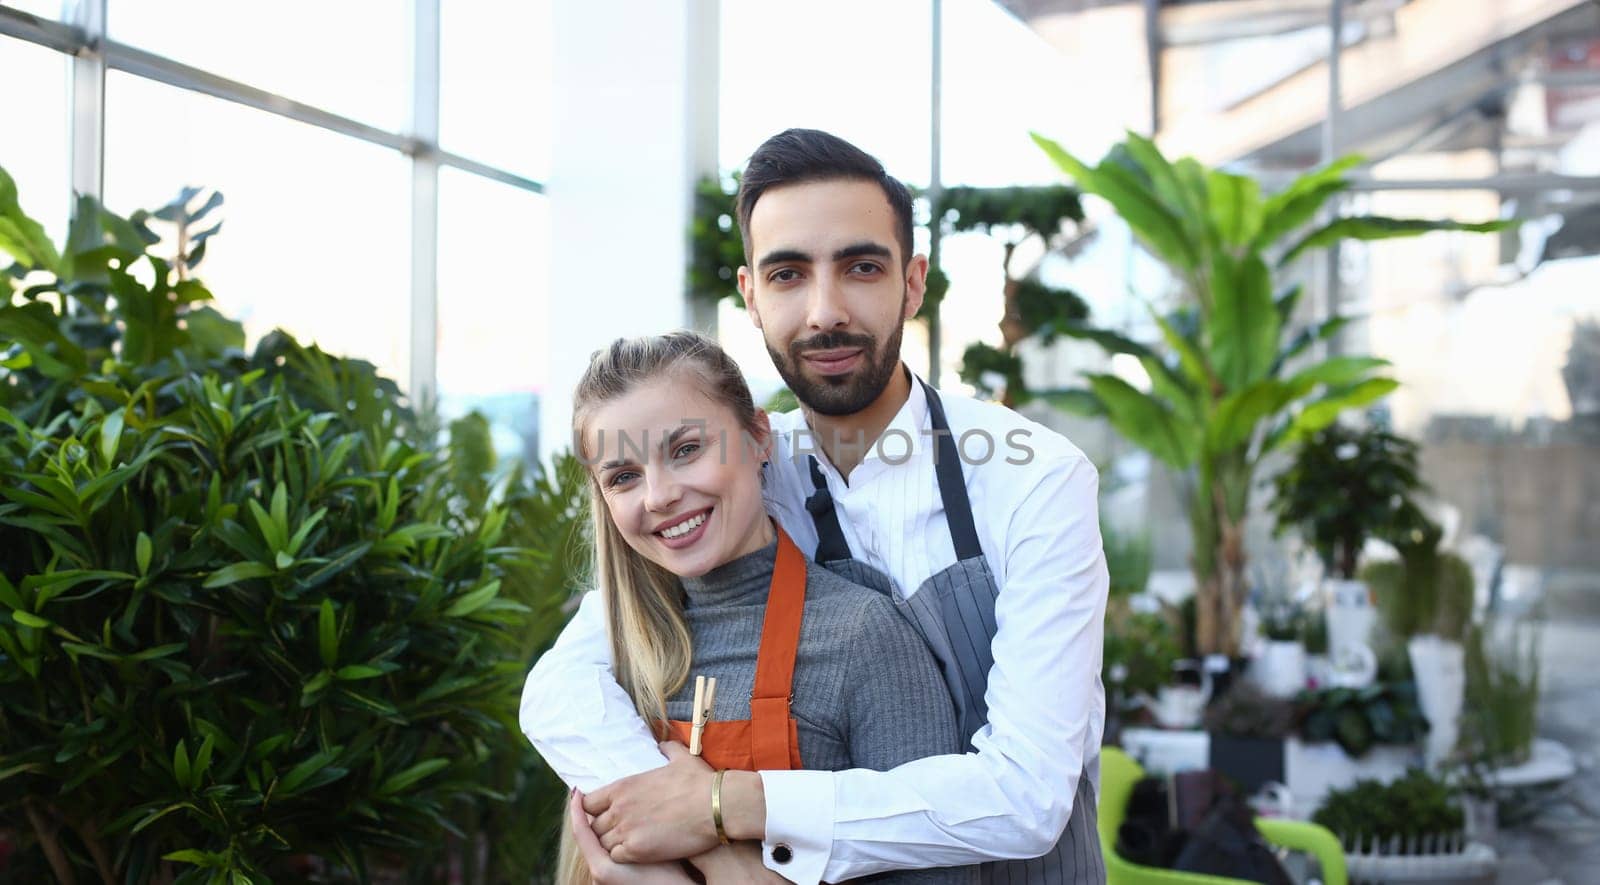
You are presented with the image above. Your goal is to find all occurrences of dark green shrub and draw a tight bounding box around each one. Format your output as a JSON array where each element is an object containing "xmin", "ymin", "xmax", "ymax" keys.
[
  {"xmin": 1312, "ymin": 768, "xmax": 1465, "ymax": 851},
  {"xmin": 0, "ymin": 168, "xmax": 583, "ymax": 883},
  {"xmin": 1204, "ymin": 683, "xmax": 1296, "ymax": 740}
]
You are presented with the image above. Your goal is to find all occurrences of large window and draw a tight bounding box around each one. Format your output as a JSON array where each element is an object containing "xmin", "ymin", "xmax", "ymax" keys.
[
  {"xmin": 0, "ymin": 35, "xmax": 71, "ymax": 244},
  {"xmin": 1, "ymin": 0, "xmax": 548, "ymax": 454}
]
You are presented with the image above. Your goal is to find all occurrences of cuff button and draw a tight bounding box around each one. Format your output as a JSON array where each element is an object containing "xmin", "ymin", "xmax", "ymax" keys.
[{"xmin": 771, "ymin": 843, "xmax": 793, "ymax": 864}]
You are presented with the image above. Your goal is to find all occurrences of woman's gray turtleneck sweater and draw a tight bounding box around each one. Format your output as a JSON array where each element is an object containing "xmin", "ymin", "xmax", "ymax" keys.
[{"xmin": 663, "ymin": 538, "xmax": 978, "ymax": 885}]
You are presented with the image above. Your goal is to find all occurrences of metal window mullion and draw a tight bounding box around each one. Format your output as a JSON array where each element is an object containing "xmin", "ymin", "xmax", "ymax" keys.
[
  {"xmin": 409, "ymin": 0, "xmax": 442, "ymax": 411},
  {"xmin": 68, "ymin": 0, "xmax": 106, "ymax": 205}
]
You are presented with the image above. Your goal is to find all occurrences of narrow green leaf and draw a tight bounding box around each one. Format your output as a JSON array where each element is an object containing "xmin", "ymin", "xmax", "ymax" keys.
[
  {"xmin": 162, "ymin": 849, "xmax": 219, "ymax": 868},
  {"xmin": 13, "ymin": 611, "xmax": 50, "ymax": 629},
  {"xmin": 319, "ymin": 598, "xmax": 337, "ymax": 668},
  {"xmin": 285, "ymin": 507, "xmax": 327, "ymax": 557},
  {"xmin": 136, "ymin": 531, "xmax": 153, "ymax": 576},
  {"xmin": 202, "ymin": 561, "xmax": 274, "ymax": 588},
  {"xmin": 173, "ymin": 739, "xmax": 191, "ymax": 790},
  {"xmin": 378, "ymin": 758, "xmax": 450, "ymax": 795},
  {"xmin": 274, "ymin": 550, "xmax": 294, "ymax": 571},
  {"xmin": 1280, "ymin": 215, "xmax": 1510, "ymax": 266},
  {"xmin": 336, "ymin": 665, "xmax": 385, "ymax": 681},
  {"xmin": 193, "ymin": 734, "xmax": 216, "ymax": 783},
  {"xmin": 1253, "ymin": 154, "xmax": 1364, "ymax": 250},
  {"xmin": 444, "ymin": 579, "xmax": 501, "ymax": 618},
  {"xmin": 1207, "ymin": 170, "xmax": 1264, "ymax": 248},
  {"xmin": 1208, "ymin": 253, "xmax": 1279, "ymax": 389},
  {"xmin": 270, "ymin": 481, "xmax": 289, "ymax": 542},
  {"xmin": 1032, "ymin": 132, "xmax": 1197, "ymax": 270},
  {"xmin": 99, "ymin": 408, "xmax": 126, "ymax": 465}
]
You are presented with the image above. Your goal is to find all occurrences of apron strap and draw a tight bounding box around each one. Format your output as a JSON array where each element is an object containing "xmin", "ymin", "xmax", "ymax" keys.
[
  {"xmin": 918, "ymin": 380, "xmax": 984, "ymax": 562},
  {"xmin": 805, "ymin": 456, "xmax": 855, "ymax": 563},
  {"xmin": 749, "ymin": 528, "xmax": 807, "ymax": 770}
]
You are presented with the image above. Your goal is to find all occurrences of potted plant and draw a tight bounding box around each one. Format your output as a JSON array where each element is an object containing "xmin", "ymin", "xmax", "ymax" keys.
[
  {"xmin": 1203, "ymin": 683, "xmax": 1297, "ymax": 795},
  {"xmin": 1254, "ymin": 600, "xmax": 1308, "ymax": 698},
  {"xmin": 1269, "ymin": 421, "xmax": 1427, "ymax": 657},
  {"xmin": 1286, "ymin": 683, "xmax": 1428, "ymax": 815},
  {"xmin": 1362, "ymin": 517, "xmax": 1476, "ymax": 766},
  {"xmin": 1313, "ymin": 769, "xmax": 1496, "ymax": 882},
  {"xmin": 1461, "ymin": 620, "xmax": 1542, "ymax": 767},
  {"xmin": 1029, "ymin": 131, "xmax": 1508, "ymax": 659}
]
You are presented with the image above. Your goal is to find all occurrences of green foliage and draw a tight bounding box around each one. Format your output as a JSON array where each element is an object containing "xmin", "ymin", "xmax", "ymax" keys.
[
  {"xmin": 1462, "ymin": 621, "xmax": 1541, "ymax": 766},
  {"xmin": 932, "ymin": 186, "xmax": 1088, "ymax": 404},
  {"xmin": 1104, "ymin": 603, "xmax": 1183, "ymax": 706},
  {"xmin": 1259, "ymin": 601, "xmax": 1305, "ymax": 642},
  {"xmin": 1296, "ymin": 682, "xmax": 1429, "ymax": 758},
  {"xmin": 1030, "ymin": 129, "xmax": 1508, "ymax": 656},
  {"xmin": 0, "ymin": 170, "xmax": 585, "ymax": 883},
  {"xmin": 1312, "ymin": 768, "xmax": 1465, "ymax": 851},
  {"xmin": 1204, "ymin": 683, "xmax": 1297, "ymax": 740},
  {"xmin": 934, "ymin": 185, "xmax": 1084, "ymax": 242},
  {"xmin": 1270, "ymin": 421, "xmax": 1427, "ymax": 580},
  {"xmin": 1103, "ymin": 521, "xmax": 1153, "ymax": 599},
  {"xmin": 762, "ymin": 387, "xmax": 799, "ymax": 415},
  {"xmin": 1364, "ymin": 545, "xmax": 1475, "ymax": 643},
  {"xmin": 686, "ymin": 174, "xmax": 746, "ymax": 308}
]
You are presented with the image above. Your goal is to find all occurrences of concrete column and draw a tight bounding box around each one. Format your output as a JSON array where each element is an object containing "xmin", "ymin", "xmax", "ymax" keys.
[{"xmin": 541, "ymin": 0, "xmax": 719, "ymax": 463}]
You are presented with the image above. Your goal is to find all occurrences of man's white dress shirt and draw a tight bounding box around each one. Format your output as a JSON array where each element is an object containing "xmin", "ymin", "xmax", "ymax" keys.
[{"xmin": 521, "ymin": 378, "xmax": 1108, "ymax": 884}]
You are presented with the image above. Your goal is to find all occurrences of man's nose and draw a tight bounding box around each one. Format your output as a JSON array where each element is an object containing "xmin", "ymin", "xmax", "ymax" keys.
[{"xmin": 805, "ymin": 273, "xmax": 850, "ymax": 331}]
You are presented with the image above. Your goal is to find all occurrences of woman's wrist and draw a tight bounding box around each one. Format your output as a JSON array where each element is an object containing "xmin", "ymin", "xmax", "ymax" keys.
[{"xmin": 718, "ymin": 770, "xmax": 767, "ymax": 842}]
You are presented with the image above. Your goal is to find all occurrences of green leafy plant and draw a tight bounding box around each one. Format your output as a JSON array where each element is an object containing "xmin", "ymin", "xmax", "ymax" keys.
[
  {"xmin": 1362, "ymin": 522, "xmax": 1475, "ymax": 643},
  {"xmin": 1270, "ymin": 421, "xmax": 1427, "ymax": 580},
  {"xmin": 1461, "ymin": 621, "xmax": 1541, "ymax": 766},
  {"xmin": 1103, "ymin": 520, "xmax": 1153, "ymax": 599},
  {"xmin": 1104, "ymin": 604, "xmax": 1184, "ymax": 709},
  {"xmin": 686, "ymin": 173, "xmax": 746, "ymax": 309},
  {"xmin": 1301, "ymin": 607, "xmax": 1329, "ymax": 656},
  {"xmin": 1312, "ymin": 768, "xmax": 1465, "ymax": 852},
  {"xmin": 1028, "ymin": 130, "xmax": 1508, "ymax": 657},
  {"xmin": 1259, "ymin": 599, "xmax": 1306, "ymax": 642},
  {"xmin": 930, "ymin": 185, "xmax": 1087, "ymax": 405},
  {"xmin": 1296, "ymin": 682, "xmax": 1429, "ymax": 758},
  {"xmin": 0, "ymin": 168, "xmax": 566, "ymax": 884}
]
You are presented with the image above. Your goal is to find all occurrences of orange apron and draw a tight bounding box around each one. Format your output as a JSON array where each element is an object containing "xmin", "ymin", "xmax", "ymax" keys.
[{"xmin": 661, "ymin": 528, "xmax": 806, "ymax": 771}]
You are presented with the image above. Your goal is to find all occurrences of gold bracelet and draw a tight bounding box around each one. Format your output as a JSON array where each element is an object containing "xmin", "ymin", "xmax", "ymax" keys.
[{"xmin": 711, "ymin": 769, "xmax": 731, "ymax": 845}]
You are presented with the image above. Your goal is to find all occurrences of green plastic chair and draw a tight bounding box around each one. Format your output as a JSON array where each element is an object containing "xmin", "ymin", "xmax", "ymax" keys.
[{"xmin": 1098, "ymin": 747, "xmax": 1348, "ymax": 885}]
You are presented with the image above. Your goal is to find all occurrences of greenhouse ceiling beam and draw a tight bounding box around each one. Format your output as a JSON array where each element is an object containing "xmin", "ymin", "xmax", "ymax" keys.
[
  {"xmin": 0, "ymin": 5, "xmax": 542, "ymax": 195},
  {"xmin": 1346, "ymin": 173, "xmax": 1600, "ymax": 193}
]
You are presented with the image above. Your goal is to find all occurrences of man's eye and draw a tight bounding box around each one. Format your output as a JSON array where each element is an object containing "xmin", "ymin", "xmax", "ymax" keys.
[
  {"xmin": 769, "ymin": 268, "xmax": 800, "ymax": 283},
  {"xmin": 850, "ymin": 261, "xmax": 881, "ymax": 275}
]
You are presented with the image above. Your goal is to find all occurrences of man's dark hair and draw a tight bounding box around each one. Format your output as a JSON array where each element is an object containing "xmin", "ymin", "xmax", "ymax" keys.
[{"xmin": 736, "ymin": 128, "xmax": 915, "ymax": 267}]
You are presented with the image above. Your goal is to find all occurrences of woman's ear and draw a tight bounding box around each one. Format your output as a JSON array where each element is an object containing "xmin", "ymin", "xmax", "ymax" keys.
[{"xmin": 751, "ymin": 409, "xmax": 774, "ymax": 465}]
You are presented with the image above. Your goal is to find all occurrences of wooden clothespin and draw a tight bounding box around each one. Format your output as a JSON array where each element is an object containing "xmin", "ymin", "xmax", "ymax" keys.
[{"xmin": 689, "ymin": 675, "xmax": 717, "ymax": 756}]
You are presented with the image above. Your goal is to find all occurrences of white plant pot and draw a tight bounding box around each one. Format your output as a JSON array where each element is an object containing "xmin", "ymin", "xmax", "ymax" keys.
[
  {"xmin": 1285, "ymin": 738, "xmax": 1418, "ymax": 818},
  {"xmin": 1326, "ymin": 578, "xmax": 1376, "ymax": 655},
  {"xmin": 1253, "ymin": 640, "xmax": 1308, "ymax": 698},
  {"xmin": 1408, "ymin": 636, "xmax": 1466, "ymax": 768}
]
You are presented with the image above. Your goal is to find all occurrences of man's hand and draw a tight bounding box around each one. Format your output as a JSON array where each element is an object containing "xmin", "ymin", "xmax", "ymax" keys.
[
  {"xmin": 568, "ymin": 790, "xmax": 695, "ymax": 884},
  {"xmin": 689, "ymin": 841, "xmax": 789, "ymax": 884},
  {"xmin": 584, "ymin": 741, "xmax": 719, "ymax": 863}
]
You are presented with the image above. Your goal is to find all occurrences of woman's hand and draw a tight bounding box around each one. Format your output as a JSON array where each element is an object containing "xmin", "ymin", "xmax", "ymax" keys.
[
  {"xmin": 569, "ymin": 789, "xmax": 695, "ymax": 884},
  {"xmin": 688, "ymin": 841, "xmax": 789, "ymax": 884}
]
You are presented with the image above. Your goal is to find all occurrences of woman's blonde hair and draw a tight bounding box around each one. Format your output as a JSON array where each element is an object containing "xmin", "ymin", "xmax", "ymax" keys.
[{"xmin": 558, "ymin": 331, "xmax": 766, "ymax": 884}]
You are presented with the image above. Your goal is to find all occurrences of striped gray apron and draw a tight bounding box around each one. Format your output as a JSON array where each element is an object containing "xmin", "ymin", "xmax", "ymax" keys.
[{"xmin": 803, "ymin": 381, "xmax": 1105, "ymax": 884}]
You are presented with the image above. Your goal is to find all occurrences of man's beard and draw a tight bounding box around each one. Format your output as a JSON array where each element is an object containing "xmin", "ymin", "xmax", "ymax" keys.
[{"xmin": 764, "ymin": 291, "xmax": 906, "ymax": 417}]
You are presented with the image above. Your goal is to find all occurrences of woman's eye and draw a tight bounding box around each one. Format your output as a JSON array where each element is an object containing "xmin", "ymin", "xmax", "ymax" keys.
[
  {"xmin": 673, "ymin": 442, "xmax": 701, "ymax": 460},
  {"xmin": 607, "ymin": 470, "xmax": 638, "ymax": 488}
]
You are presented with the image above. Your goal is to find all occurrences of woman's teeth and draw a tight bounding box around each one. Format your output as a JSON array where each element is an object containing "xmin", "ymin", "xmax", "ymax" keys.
[{"xmin": 660, "ymin": 512, "xmax": 707, "ymax": 539}]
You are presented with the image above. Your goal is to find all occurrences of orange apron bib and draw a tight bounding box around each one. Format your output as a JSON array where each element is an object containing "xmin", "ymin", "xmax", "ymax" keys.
[{"xmin": 661, "ymin": 528, "xmax": 806, "ymax": 771}]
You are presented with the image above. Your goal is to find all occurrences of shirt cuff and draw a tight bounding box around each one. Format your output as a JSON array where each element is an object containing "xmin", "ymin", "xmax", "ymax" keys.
[{"xmin": 759, "ymin": 768, "xmax": 835, "ymax": 885}]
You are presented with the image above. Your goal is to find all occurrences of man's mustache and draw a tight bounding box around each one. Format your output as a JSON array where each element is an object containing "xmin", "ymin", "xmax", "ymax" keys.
[{"xmin": 790, "ymin": 331, "xmax": 875, "ymax": 358}]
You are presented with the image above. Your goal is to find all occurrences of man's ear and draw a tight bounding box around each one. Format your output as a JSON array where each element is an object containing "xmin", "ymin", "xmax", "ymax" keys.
[
  {"xmin": 902, "ymin": 253, "xmax": 929, "ymax": 320},
  {"xmin": 738, "ymin": 266, "xmax": 762, "ymax": 330}
]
